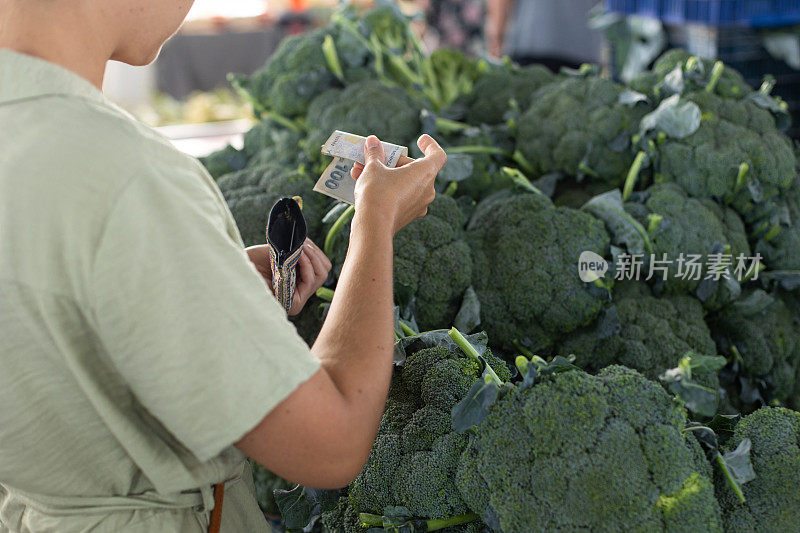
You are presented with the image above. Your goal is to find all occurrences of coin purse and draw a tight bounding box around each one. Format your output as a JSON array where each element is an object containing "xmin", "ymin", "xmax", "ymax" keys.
[{"xmin": 266, "ymin": 197, "xmax": 307, "ymax": 312}]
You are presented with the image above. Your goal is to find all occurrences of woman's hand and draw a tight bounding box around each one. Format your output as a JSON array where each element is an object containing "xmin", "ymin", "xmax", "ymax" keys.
[
  {"xmin": 246, "ymin": 239, "xmax": 332, "ymax": 316},
  {"xmin": 350, "ymin": 134, "xmax": 447, "ymax": 234}
]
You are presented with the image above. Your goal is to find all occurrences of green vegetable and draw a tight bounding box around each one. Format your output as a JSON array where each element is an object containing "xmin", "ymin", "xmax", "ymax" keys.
[
  {"xmin": 456, "ymin": 365, "xmax": 723, "ymax": 532},
  {"xmin": 716, "ymin": 407, "xmax": 800, "ymax": 532},
  {"xmin": 466, "ymin": 191, "xmax": 610, "ymax": 352},
  {"xmin": 515, "ymin": 75, "xmax": 651, "ymax": 184},
  {"xmin": 216, "ymin": 163, "xmax": 327, "ymax": 246}
]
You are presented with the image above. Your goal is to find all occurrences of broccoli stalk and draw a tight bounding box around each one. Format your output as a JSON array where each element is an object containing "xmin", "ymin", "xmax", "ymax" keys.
[
  {"xmin": 315, "ymin": 287, "xmax": 335, "ymax": 302},
  {"xmin": 443, "ymin": 181, "xmax": 458, "ymax": 197},
  {"xmin": 705, "ymin": 60, "xmax": 725, "ymax": 94},
  {"xmin": 434, "ymin": 116, "xmax": 472, "ymax": 134},
  {"xmin": 448, "ymin": 327, "xmax": 503, "ymax": 386},
  {"xmin": 733, "ymin": 162, "xmax": 749, "ymax": 195},
  {"xmin": 445, "ymin": 145, "xmax": 511, "ymax": 158},
  {"xmin": 622, "ymin": 151, "xmax": 647, "ymax": 201},
  {"xmin": 322, "ymin": 34, "xmax": 345, "ymax": 82},
  {"xmin": 511, "ymin": 150, "xmax": 535, "ymax": 175},
  {"xmin": 324, "ymin": 204, "xmax": 355, "ymax": 257},
  {"xmin": 501, "ymin": 167, "xmax": 544, "ymax": 196},
  {"xmin": 358, "ymin": 511, "xmax": 480, "ymax": 531}
]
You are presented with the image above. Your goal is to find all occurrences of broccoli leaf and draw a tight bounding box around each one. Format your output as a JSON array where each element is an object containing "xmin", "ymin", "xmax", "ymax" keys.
[
  {"xmin": 722, "ymin": 438, "xmax": 756, "ymax": 486},
  {"xmin": 453, "ymin": 286, "xmax": 481, "ymax": 333},
  {"xmin": 451, "ymin": 377, "xmax": 499, "ymax": 432},
  {"xmin": 274, "ymin": 485, "xmax": 316, "ymax": 530},
  {"xmin": 639, "ymin": 94, "xmax": 701, "ymax": 139},
  {"xmin": 582, "ymin": 189, "xmax": 652, "ymax": 255}
]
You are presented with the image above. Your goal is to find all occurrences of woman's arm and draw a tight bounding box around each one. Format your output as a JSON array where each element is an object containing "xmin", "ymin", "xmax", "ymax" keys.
[{"xmin": 236, "ymin": 135, "xmax": 445, "ymax": 488}]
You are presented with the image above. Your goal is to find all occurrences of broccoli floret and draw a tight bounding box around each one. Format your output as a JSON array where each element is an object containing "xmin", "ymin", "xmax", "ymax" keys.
[
  {"xmin": 645, "ymin": 91, "xmax": 795, "ymax": 219},
  {"xmin": 459, "ymin": 63, "xmax": 555, "ymax": 125},
  {"xmin": 249, "ymin": 461, "xmax": 293, "ymax": 516},
  {"xmin": 200, "ymin": 144, "xmax": 247, "ymax": 180},
  {"xmin": 560, "ymin": 281, "xmax": 719, "ymax": 386},
  {"xmin": 717, "ymin": 407, "xmax": 800, "ymax": 532},
  {"xmin": 466, "ymin": 191, "xmax": 610, "ymax": 352},
  {"xmin": 305, "ymin": 80, "xmax": 423, "ymax": 164},
  {"xmin": 625, "ymin": 182, "xmax": 750, "ymax": 307},
  {"xmin": 456, "ymin": 365, "xmax": 722, "ymax": 532},
  {"xmin": 630, "ymin": 49, "xmax": 751, "ymax": 100},
  {"xmin": 393, "ymin": 432, "xmax": 471, "ymax": 519},
  {"xmin": 348, "ymin": 433, "xmax": 402, "ymax": 515},
  {"xmin": 516, "ymin": 75, "xmax": 651, "ymax": 184},
  {"xmin": 321, "ymin": 496, "xmax": 362, "ymax": 533},
  {"xmin": 216, "ymin": 163, "xmax": 328, "ymax": 246},
  {"xmin": 709, "ymin": 289, "xmax": 800, "ymax": 407}
]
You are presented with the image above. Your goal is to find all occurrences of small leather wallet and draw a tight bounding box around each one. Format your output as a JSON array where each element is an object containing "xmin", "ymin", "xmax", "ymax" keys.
[{"xmin": 266, "ymin": 197, "xmax": 307, "ymax": 312}]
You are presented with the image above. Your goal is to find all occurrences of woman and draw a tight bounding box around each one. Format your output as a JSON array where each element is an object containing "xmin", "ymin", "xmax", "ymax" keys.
[{"xmin": 0, "ymin": 0, "xmax": 446, "ymax": 531}]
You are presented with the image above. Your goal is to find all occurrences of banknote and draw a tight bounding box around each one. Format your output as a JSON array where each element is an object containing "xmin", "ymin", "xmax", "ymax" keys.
[
  {"xmin": 313, "ymin": 157, "xmax": 356, "ymax": 205},
  {"xmin": 314, "ymin": 131, "xmax": 409, "ymax": 204},
  {"xmin": 321, "ymin": 130, "xmax": 408, "ymax": 167}
]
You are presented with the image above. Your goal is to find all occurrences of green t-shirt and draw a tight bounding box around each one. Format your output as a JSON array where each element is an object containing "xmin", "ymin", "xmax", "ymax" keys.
[{"xmin": 0, "ymin": 49, "xmax": 320, "ymax": 532}]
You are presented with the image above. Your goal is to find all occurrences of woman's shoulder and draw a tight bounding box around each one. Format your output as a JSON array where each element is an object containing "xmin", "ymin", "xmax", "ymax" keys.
[{"xmin": 5, "ymin": 93, "xmax": 211, "ymax": 201}]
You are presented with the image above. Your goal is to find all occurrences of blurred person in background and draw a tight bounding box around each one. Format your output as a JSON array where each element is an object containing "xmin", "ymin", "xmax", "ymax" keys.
[
  {"xmin": 419, "ymin": 0, "xmax": 487, "ymax": 56},
  {"xmin": 0, "ymin": 0, "xmax": 446, "ymax": 531},
  {"xmin": 487, "ymin": 0, "xmax": 603, "ymax": 69}
]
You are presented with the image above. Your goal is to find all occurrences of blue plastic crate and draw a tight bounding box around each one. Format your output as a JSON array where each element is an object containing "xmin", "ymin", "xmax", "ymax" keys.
[
  {"xmin": 607, "ymin": 0, "xmax": 800, "ymax": 26},
  {"xmin": 606, "ymin": 0, "xmax": 663, "ymax": 18}
]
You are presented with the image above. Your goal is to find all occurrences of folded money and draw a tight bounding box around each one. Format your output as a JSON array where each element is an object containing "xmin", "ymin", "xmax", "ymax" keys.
[{"xmin": 314, "ymin": 131, "xmax": 408, "ymax": 204}]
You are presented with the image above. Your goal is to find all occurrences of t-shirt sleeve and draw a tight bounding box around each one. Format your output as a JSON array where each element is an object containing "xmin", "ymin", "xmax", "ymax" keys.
[{"xmin": 89, "ymin": 166, "xmax": 320, "ymax": 463}]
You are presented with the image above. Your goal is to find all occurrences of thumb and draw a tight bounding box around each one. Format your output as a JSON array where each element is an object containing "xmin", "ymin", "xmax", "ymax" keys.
[{"xmin": 363, "ymin": 135, "xmax": 386, "ymax": 167}]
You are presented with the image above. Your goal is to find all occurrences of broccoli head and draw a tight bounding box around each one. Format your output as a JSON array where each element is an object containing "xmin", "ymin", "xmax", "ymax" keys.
[
  {"xmin": 646, "ymin": 91, "xmax": 795, "ymax": 219},
  {"xmin": 560, "ymin": 281, "xmax": 719, "ymax": 387},
  {"xmin": 716, "ymin": 407, "xmax": 800, "ymax": 532},
  {"xmin": 709, "ymin": 289, "xmax": 800, "ymax": 407},
  {"xmin": 630, "ymin": 49, "xmax": 751, "ymax": 101},
  {"xmin": 466, "ymin": 191, "xmax": 610, "ymax": 352},
  {"xmin": 624, "ymin": 182, "xmax": 750, "ymax": 307},
  {"xmin": 305, "ymin": 80, "xmax": 423, "ymax": 164},
  {"xmin": 231, "ymin": 29, "xmax": 336, "ymax": 118},
  {"xmin": 393, "ymin": 195, "xmax": 474, "ymax": 331},
  {"xmin": 456, "ymin": 365, "xmax": 723, "ymax": 532},
  {"xmin": 346, "ymin": 342, "xmax": 507, "ymax": 527},
  {"xmin": 516, "ymin": 75, "xmax": 651, "ymax": 184},
  {"xmin": 216, "ymin": 163, "xmax": 327, "ymax": 246},
  {"xmin": 458, "ymin": 63, "xmax": 555, "ymax": 125}
]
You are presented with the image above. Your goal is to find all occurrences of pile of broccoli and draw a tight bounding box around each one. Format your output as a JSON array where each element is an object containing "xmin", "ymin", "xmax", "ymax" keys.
[{"xmin": 196, "ymin": 5, "xmax": 800, "ymax": 530}]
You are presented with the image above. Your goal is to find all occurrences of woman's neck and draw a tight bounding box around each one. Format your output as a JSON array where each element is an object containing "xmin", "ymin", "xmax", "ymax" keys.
[{"xmin": 0, "ymin": 1, "xmax": 114, "ymax": 89}]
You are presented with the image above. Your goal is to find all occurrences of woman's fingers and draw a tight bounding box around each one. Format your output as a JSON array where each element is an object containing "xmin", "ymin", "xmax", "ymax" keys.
[{"xmin": 351, "ymin": 161, "xmax": 364, "ymax": 180}]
